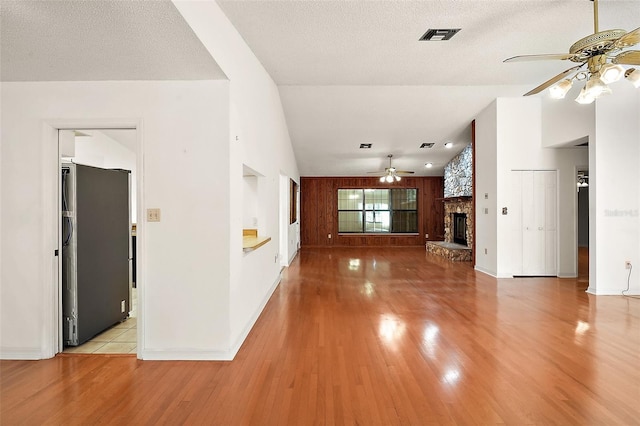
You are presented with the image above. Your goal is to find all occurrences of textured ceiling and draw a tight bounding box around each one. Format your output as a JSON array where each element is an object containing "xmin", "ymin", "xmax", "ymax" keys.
[
  {"xmin": 216, "ymin": 0, "xmax": 640, "ymax": 86},
  {"xmin": 0, "ymin": 0, "xmax": 226, "ymax": 81},
  {"xmin": 217, "ymin": 0, "xmax": 639, "ymax": 175},
  {"xmin": 2, "ymin": 1, "xmax": 637, "ymax": 176}
]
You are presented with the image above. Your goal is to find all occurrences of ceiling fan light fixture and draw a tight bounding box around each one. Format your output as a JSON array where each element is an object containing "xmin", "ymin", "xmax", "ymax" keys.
[
  {"xmin": 626, "ymin": 68, "xmax": 640, "ymax": 88},
  {"xmin": 599, "ymin": 63, "xmax": 625, "ymax": 84},
  {"xmin": 379, "ymin": 176, "xmax": 386, "ymax": 183},
  {"xmin": 583, "ymin": 76, "xmax": 611, "ymax": 99},
  {"xmin": 395, "ymin": 175, "xmax": 401, "ymax": 182},
  {"xmin": 385, "ymin": 175, "xmax": 394, "ymax": 183},
  {"xmin": 444, "ymin": 142, "xmax": 453, "ymax": 149},
  {"xmin": 575, "ymin": 86, "xmax": 596, "ymax": 104},
  {"xmin": 549, "ymin": 79, "xmax": 573, "ymax": 99},
  {"xmin": 425, "ymin": 162, "xmax": 433, "ymax": 168}
]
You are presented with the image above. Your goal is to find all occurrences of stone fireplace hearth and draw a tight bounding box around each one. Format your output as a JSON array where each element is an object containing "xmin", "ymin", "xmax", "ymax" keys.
[{"xmin": 426, "ymin": 197, "xmax": 473, "ymax": 262}]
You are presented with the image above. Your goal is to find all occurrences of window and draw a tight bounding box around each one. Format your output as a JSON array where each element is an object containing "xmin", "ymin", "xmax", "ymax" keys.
[{"xmin": 338, "ymin": 188, "xmax": 418, "ymax": 233}]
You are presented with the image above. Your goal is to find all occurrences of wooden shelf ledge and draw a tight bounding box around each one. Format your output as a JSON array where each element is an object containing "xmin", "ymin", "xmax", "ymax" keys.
[{"xmin": 243, "ymin": 229, "xmax": 271, "ymax": 252}]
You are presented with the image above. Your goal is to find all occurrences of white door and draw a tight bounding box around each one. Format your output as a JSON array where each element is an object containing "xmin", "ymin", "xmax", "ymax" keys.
[{"xmin": 518, "ymin": 170, "xmax": 557, "ymax": 276}]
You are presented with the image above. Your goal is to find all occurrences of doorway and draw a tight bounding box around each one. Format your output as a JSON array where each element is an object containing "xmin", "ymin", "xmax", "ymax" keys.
[
  {"xmin": 577, "ymin": 169, "xmax": 589, "ymax": 286},
  {"xmin": 58, "ymin": 128, "xmax": 139, "ymax": 355}
]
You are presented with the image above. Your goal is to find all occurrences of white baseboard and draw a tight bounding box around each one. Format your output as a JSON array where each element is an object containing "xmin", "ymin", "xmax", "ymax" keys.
[
  {"xmin": 228, "ymin": 272, "xmax": 282, "ymax": 360},
  {"xmin": 0, "ymin": 347, "xmax": 46, "ymax": 360},
  {"xmin": 139, "ymin": 273, "xmax": 283, "ymax": 361},
  {"xmin": 557, "ymin": 272, "xmax": 578, "ymax": 278},
  {"xmin": 474, "ymin": 265, "xmax": 498, "ymax": 278},
  {"xmin": 288, "ymin": 248, "xmax": 299, "ymax": 264},
  {"xmin": 140, "ymin": 349, "xmax": 235, "ymax": 361},
  {"xmin": 586, "ymin": 287, "xmax": 639, "ymax": 296}
]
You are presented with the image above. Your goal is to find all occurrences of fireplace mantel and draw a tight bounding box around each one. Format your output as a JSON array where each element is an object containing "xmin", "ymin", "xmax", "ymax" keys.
[{"xmin": 438, "ymin": 196, "xmax": 472, "ymax": 203}]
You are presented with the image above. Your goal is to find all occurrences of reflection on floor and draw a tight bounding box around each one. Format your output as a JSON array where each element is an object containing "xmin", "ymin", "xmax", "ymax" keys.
[{"xmin": 63, "ymin": 288, "xmax": 137, "ymax": 355}]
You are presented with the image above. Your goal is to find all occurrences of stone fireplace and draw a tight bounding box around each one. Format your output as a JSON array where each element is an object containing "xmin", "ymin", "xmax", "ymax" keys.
[
  {"xmin": 444, "ymin": 197, "xmax": 473, "ymax": 249},
  {"xmin": 426, "ymin": 197, "xmax": 473, "ymax": 262}
]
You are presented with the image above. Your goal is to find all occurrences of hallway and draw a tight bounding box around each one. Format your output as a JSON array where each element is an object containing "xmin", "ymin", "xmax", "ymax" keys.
[{"xmin": 1, "ymin": 247, "xmax": 638, "ymax": 424}]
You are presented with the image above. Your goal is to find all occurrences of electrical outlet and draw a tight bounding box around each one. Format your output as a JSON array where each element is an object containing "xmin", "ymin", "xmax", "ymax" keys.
[
  {"xmin": 484, "ymin": 248, "xmax": 488, "ymax": 255},
  {"xmin": 121, "ymin": 300, "xmax": 125, "ymax": 313},
  {"xmin": 328, "ymin": 234, "xmax": 332, "ymax": 239},
  {"xmin": 625, "ymin": 261, "xmax": 632, "ymax": 269},
  {"xmin": 425, "ymin": 233, "xmax": 429, "ymax": 239}
]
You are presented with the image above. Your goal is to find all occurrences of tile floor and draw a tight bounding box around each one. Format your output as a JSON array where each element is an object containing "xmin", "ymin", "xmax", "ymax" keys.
[{"xmin": 63, "ymin": 288, "xmax": 137, "ymax": 355}]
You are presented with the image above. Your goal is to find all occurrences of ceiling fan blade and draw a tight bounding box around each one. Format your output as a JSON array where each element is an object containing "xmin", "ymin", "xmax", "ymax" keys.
[
  {"xmin": 395, "ymin": 170, "xmax": 415, "ymax": 174},
  {"xmin": 613, "ymin": 27, "xmax": 640, "ymax": 49},
  {"xmin": 367, "ymin": 171, "xmax": 385, "ymax": 174},
  {"xmin": 612, "ymin": 50, "xmax": 640, "ymax": 65},
  {"xmin": 523, "ymin": 65, "xmax": 583, "ymax": 96},
  {"xmin": 503, "ymin": 53, "xmax": 576, "ymax": 63}
]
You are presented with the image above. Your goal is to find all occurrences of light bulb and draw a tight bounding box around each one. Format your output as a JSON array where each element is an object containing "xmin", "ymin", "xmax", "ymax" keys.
[
  {"xmin": 600, "ymin": 63, "xmax": 625, "ymax": 84},
  {"xmin": 549, "ymin": 79, "xmax": 573, "ymax": 99},
  {"xmin": 386, "ymin": 175, "xmax": 393, "ymax": 183},
  {"xmin": 379, "ymin": 176, "xmax": 385, "ymax": 183},
  {"xmin": 626, "ymin": 68, "xmax": 640, "ymax": 88},
  {"xmin": 575, "ymin": 86, "xmax": 595, "ymax": 104},
  {"xmin": 395, "ymin": 175, "xmax": 401, "ymax": 182},
  {"xmin": 584, "ymin": 76, "xmax": 611, "ymax": 99},
  {"xmin": 425, "ymin": 162, "xmax": 433, "ymax": 168}
]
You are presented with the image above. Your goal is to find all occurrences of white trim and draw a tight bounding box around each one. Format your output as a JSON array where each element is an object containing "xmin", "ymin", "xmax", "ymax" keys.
[
  {"xmin": 42, "ymin": 118, "xmax": 144, "ymax": 360},
  {"xmin": 288, "ymin": 248, "xmax": 299, "ymax": 264},
  {"xmin": 228, "ymin": 273, "xmax": 282, "ymax": 359},
  {"xmin": 140, "ymin": 349, "xmax": 236, "ymax": 361},
  {"xmin": 557, "ymin": 273, "xmax": 578, "ymax": 278},
  {"xmin": 474, "ymin": 265, "xmax": 498, "ymax": 278},
  {"xmin": 0, "ymin": 348, "xmax": 47, "ymax": 360},
  {"xmin": 140, "ymin": 273, "xmax": 283, "ymax": 361}
]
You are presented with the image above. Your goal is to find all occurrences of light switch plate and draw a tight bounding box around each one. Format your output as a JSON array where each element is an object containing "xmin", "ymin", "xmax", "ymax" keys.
[{"xmin": 147, "ymin": 208, "xmax": 161, "ymax": 222}]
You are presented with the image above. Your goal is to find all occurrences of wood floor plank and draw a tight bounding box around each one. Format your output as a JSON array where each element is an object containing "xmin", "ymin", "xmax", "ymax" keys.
[{"xmin": 2, "ymin": 246, "xmax": 639, "ymax": 425}]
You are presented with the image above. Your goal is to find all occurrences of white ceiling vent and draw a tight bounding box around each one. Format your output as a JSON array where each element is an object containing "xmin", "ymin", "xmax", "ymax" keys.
[{"xmin": 420, "ymin": 29, "xmax": 460, "ymax": 41}]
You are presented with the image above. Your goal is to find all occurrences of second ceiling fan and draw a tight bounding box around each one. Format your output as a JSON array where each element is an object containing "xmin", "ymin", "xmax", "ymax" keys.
[{"xmin": 369, "ymin": 155, "xmax": 414, "ymax": 182}]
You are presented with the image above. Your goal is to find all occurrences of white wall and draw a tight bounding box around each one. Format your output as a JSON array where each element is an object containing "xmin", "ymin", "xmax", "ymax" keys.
[
  {"xmin": 172, "ymin": 0, "xmax": 301, "ymax": 355},
  {"xmin": 590, "ymin": 87, "xmax": 640, "ymax": 295},
  {"xmin": 542, "ymin": 92, "xmax": 595, "ymax": 148},
  {"xmin": 474, "ymin": 102, "xmax": 498, "ymax": 276},
  {"xmin": 475, "ymin": 97, "xmax": 588, "ymax": 278},
  {"xmin": 0, "ymin": 80, "xmax": 231, "ymax": 359}
]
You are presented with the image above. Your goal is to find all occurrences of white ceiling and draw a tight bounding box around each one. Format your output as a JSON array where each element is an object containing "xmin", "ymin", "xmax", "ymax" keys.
[
  {"xmin": 2, "ymin": 0, "xmax": 638, "ymax": 176},
  {"xmin": 0, "ymin": 0, "xmax": 226, "ymax": 81},
  {"xmin": 217, "ymin": 0, "xmax": 639, "ymax": 176}
]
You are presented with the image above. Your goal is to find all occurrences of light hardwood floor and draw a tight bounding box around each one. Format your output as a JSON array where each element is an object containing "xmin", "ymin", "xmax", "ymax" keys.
[{"xmin": 2, "ymin": 247, "xmax": 639, "ymax": 425}]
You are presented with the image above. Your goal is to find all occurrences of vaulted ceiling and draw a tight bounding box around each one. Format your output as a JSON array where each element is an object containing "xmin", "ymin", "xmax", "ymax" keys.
[{"xmin": 2, "ymin": 0, "xmax": 638, "ymax": 176}]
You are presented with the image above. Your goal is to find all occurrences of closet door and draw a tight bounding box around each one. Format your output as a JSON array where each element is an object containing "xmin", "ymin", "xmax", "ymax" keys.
[
  {"xmin": 541, "ymin": 171, "xmax": 557, "ymax": 275},
  {"xmin": 520, "ymin": 170, "xmax": 557, "ymax": 276}
]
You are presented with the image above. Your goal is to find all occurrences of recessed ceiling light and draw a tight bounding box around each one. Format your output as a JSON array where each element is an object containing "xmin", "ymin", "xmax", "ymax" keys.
[
  {"xmin": 444, "ymin": 142, "xmax": 453, "ymax": 149},
  {"xmin": 360, "ymin": 143, "xmax": 372, "ymax": 149},
  {"xmin": 425, "ymin": 162, "xmax": 433, "ymax": 168},
  {"xmin": 420, "ymin": 143, "xmax": 434, "ymax": 149}
]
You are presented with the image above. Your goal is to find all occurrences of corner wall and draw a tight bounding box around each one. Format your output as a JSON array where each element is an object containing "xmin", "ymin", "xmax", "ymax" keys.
[
  {"xmin": 0, "ymin": 81, "xmax": 231, "ymax": 359},
  {"xmin": 590, "ymin": 87, "xmax": 640, "ymax": 295},
  {"xmin": 475, "ymin": 97, "xmax": 588, "ymax": 278},
  {"xmin": 172, "ymin": 0, "xmax": 301, "ymax": 354}
]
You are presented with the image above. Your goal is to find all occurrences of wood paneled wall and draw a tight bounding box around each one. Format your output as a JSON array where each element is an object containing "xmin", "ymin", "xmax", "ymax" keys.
[{"xmin": 300, "ymin": 176, "xmax": 444, "ymax": 247}]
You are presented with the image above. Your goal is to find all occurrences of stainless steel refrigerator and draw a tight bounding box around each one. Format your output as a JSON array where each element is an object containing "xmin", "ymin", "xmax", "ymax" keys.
[{"xmin": 61, "ymin": 163, "xmax": 131, "ymax": 346}]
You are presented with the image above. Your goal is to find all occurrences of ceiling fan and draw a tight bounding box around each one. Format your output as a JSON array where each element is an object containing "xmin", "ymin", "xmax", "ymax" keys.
[
  {"xmin": 368, "ymin": 155, "xmax": 414, "ymax": 182},
  {"xmin": 504, "ymin": 0, "xmax": 640, "ymax": 104}
]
